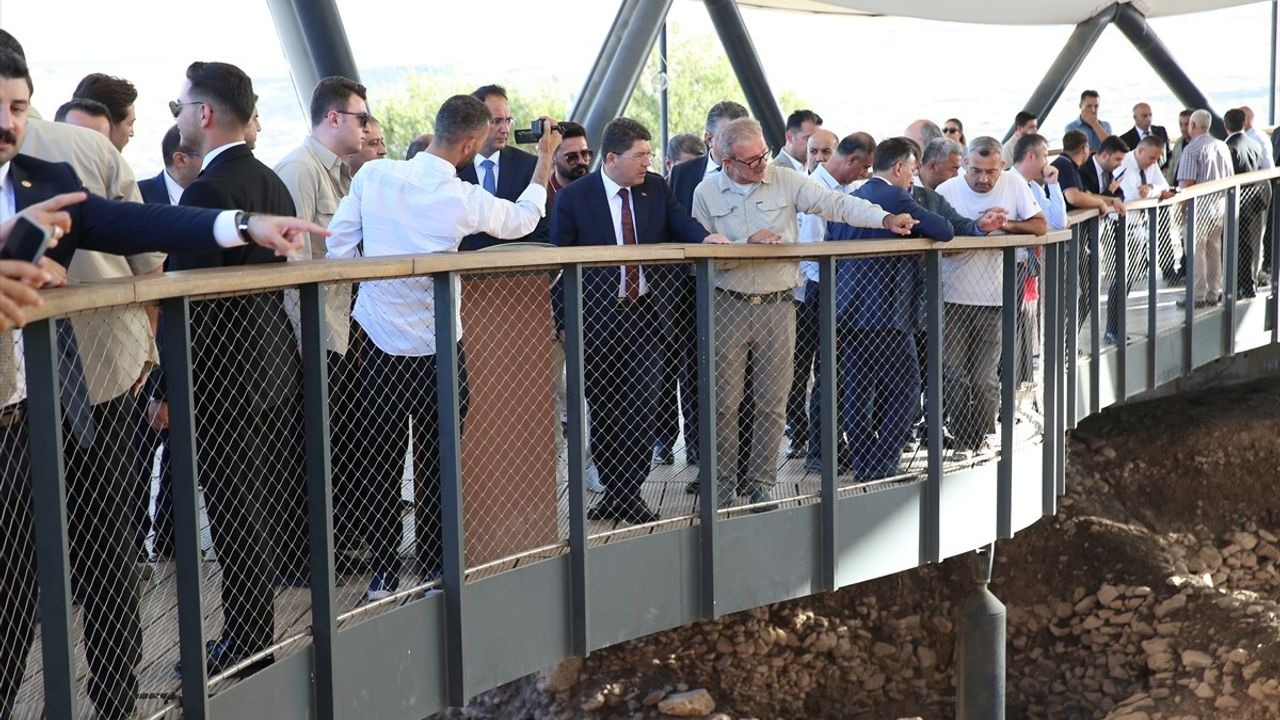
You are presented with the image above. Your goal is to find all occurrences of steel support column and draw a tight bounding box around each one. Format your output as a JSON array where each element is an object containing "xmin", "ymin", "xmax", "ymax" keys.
[
  {"xmin": 1113, "ymin": 3, "xmax": 1226, "ymax": 137},
  {"xmin": 571, "ymin": 0, "xmax": 675, "ymax": 157},
  {"xmin": 703, "ymin": 0, "xmax": 786, "ymax": 152},
  {"xmin": 1004, "ymin": 6, "xmax": 1115, "ymax": 142},
  {"xmin": 265, "ymin": 0, "xmax": 361, "ymax": 116},
  {"xmin": 956, "ymin": 544, "xmax": 1006, "ymax": 720}
]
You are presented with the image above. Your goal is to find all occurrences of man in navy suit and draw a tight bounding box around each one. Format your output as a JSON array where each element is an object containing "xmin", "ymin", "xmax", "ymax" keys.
[
  {"xmin": 552, "ymin": 117, "xmax": 725, "ymax": 523},
  {"xmin": 457, "ymin": 84, "xmax": 548, "ymax": 250},
  {"xmin": 0, "ymin": 49, "xmax": 320, "ymax": 720},
  {"xmin": 828, "ymin": 138, "xmax": 954, "ymax": 481},
  {"xmin": 139, "ymin": 124, "xmax": 202, "ymax": 206}
]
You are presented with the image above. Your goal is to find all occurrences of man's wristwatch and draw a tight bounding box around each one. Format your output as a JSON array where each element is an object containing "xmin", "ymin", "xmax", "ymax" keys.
[{"xmin": 235, "ymin": 211, "xmax": 255, "ymax": 244}]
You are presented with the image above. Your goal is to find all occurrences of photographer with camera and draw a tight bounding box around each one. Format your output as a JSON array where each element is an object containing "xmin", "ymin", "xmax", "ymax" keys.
[{"xmin": 458, "ymin": 84, "xmax": 551, "ymax": 250}]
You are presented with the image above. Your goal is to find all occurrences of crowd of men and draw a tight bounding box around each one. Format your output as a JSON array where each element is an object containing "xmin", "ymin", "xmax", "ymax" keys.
[{"xmin": 0, "ymin": 28, "xmax": 1274, "ymax": 717}]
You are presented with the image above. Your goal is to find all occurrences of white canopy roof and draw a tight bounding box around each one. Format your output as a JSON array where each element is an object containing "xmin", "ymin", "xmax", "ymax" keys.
[{"xmin": 735, "ymin": 0, "xmax": 1262, "ymax": 25}]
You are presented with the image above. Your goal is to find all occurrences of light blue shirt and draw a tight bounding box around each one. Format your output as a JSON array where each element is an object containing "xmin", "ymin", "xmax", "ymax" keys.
[
  {"xmin": 1009, "ymin": 167, "xmax": 1068, "ymax": 231},
  {"xmin": 1064, "ymin": 116, "xmax": 1113, "ymax": 151}
]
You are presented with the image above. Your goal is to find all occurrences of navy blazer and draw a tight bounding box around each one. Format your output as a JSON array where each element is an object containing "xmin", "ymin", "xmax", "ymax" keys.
[
  {"xmin": 11, "ymin": 154, "xmax": 223, "ymax": 446},
  {"xmin": 139, "ymin": 171, "xmax": 169, "ymax": 205},
  {"xmin": 551, "ymin": 170, "xmax": 708, "ymax": 331},
  {"xmin": 457, "ymin": 146, "xmax": 549, "ymax": 250},
  {"xmin": 668, "ymin": 154, "xmax": 710, "ymax": 219},
  {"xmin": 829, "ymin": 177, "xmax": 953, "ymax": 332}
]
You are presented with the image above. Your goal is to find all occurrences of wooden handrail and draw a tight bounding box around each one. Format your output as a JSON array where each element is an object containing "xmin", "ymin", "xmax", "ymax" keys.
[{"xmin": 1064, "ymin": 166, "xmax": 1280, "ymax": 227}]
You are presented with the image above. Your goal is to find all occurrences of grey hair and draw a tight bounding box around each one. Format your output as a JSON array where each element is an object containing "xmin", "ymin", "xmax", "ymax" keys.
[
  {"xmin": 922, "ymin": 137, "xmax": 963, "ymax": 166},
  {"xmin": 715, "ymin": 117, "xmax": 763, "ymax": 161},
  {"xmin": 967, "ymin": 136, "xmax": 1003, "ymax": 159},
  {"xmin": 1190, "ymin": 108, "xmax": 1212, "ymax": 131}
]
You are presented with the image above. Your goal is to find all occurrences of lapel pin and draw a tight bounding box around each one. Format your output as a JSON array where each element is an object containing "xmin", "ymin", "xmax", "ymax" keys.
[{"xmin": 20, "ymin": 180, "xmax": 31, "ymax": 188}]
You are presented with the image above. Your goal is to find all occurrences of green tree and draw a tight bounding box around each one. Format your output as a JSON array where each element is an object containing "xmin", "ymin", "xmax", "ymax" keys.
[{"xmin": 367, "ymin": 23, "xmax": 805, "ymax": 166}]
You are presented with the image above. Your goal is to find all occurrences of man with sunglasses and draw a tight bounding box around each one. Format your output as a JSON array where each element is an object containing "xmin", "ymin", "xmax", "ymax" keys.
[
  {"xmin": 547, "ymin": 121, "xmax": 591, "ymax": 209},
  {"xmin": 691, "ymin": 118, "xmax": 917, "ymax": 510},
  {"xmin": 273, "ymin": 75, "xmax": 371, "ymax": 587},
  {"xmin": 458, "ymin": 84, "xmax": 549, "ymax": 250}
]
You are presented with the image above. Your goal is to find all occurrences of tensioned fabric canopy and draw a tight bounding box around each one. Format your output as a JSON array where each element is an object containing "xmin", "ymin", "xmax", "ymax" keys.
[{"xmin": 734, "ymin": 0, "xmax": 1262, "ymax": 24}]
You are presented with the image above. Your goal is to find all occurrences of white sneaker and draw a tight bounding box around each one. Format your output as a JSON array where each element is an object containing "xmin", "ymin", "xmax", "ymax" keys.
[{"xmin": 585, "ymin": 462, "xmax": 606, "ymax": 493}]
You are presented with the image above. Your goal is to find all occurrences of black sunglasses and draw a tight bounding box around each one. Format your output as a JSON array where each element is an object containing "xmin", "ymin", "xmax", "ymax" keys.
[{"xmin": 335, "ymin": 110, "xmax": 372, "ymax": 128}]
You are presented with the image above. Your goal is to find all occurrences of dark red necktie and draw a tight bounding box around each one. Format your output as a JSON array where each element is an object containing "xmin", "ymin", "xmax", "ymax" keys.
[{"xmin": 618, "ymin": 188, "xmax": 640, "ymax": 301}]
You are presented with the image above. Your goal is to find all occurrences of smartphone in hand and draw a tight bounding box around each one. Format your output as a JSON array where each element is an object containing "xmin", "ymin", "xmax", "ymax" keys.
[{"xmin": 1, "ymin": 216, "xmax": 52, "ymax": 264}]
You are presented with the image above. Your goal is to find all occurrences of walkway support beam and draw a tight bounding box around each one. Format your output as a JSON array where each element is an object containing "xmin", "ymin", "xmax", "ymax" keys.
[
  {"xmin": 703, "ymin": 0, "xmax": 786, "ymax": 152},
  {"xmin": 1004, "ymin": 6, "xmax": 1115, "ymax": 142},
  {"xmin": 570, "ymin": 0, "xmax": 675, "ymax": 159},
  {"xmin": 266, "ymin": 0, "xmax": 362, "ymax": 117},
  {"xmin": 1113, "ymin": 3, "xmax": 1226, "ymax": 138},
  {"xmin": 956, "ymin": 544, "xmax": 1005, "ymax": 720}
]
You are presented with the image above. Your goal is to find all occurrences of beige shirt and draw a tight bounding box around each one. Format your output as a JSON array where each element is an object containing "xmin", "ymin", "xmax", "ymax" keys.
[
  {"xmin": 21, "ymin": 112, "xmax": 162, "ymax": 405},
  {"xmin": 691, "ymin": 164, "xmax": 890, "ymax": 294},
  {"xmin": 274, "ymin": 135, "xmax": 355, "ymax": 354}
]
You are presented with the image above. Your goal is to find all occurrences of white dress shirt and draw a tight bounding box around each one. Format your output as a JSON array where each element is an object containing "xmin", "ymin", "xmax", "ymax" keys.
[
  {"xmin": 474, "ymin": 150, "xmax": 501, "ymax": 189},
  {"xmin": 773, "ymin": 149, "xmax": 804, "ymax": 173},
  {"xmin": 599, "ymin": 170, "xmax": 648, "ymax": 296},
  {"xmin": 201, "ymin": 140, "xmax": 246, "ymax": 172},
  {"xmin": 163, "ymin": 170, "xmax": 184, "ymax": 205},
  {"xmin": 326, "ymin": 151, "xmax": 547, "ymax": 356},
  {"xmin": 1117, "ymin": 153, "xmax": 1169, "ymax": 203},
  {"xmin": 796, "ymin": 164, "xmax": 847, "ymax": 290}
]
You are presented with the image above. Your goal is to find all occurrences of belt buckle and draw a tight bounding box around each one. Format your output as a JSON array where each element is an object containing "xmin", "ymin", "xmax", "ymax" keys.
[{"xmin": 749, "ymin": 295, "xmax": 763, "ymax": 306}]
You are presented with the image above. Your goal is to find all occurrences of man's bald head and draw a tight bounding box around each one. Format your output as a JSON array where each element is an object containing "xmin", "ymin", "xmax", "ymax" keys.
[
  {"xmin": 904, "ymin": 119, "xmax": 942, "ymax": 155},
  {"xmin": 805, "ymin": 128, "xmax": 838, "ymax": 172}
]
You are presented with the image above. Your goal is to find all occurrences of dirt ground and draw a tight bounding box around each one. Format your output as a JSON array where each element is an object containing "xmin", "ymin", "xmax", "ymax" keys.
[{"xmin": 440, "ymin": 377, "xmax": 1280, "ymax": 720}]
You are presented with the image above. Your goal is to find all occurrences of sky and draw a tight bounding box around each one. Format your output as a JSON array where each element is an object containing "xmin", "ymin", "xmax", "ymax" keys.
[{"xmin": 0, "ymin": 0, "xmax": 1275, "ymax": 178}]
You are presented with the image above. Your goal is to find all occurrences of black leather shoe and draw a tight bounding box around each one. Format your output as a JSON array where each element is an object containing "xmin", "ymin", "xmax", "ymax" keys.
[
  {"xmin": 786, "ymin": 440, "xmax": 807, "ymax": 459},
  {"xmin": 617, "ymin": 499, "xmax": 659, "ymax": 525},
  {"xmin": 685, "ymin": 480, "xmax": 700, "ymax": 495},
  {"xmin": 651, "ymin": 443, "xmax": 674, "ymax": 466},
  {"xmin": 175, "ymin": 638, "xmax": 274, "ymax": 679},
  {"xmin": 586, "ymin": 498, "xmax": 623, "ymax": 521}
]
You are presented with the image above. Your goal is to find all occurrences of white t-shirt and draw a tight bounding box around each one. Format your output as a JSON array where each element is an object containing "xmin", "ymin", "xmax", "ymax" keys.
[{"xmin": 937, "ymin": 172, "xmax": 1043, "ymax": 306}]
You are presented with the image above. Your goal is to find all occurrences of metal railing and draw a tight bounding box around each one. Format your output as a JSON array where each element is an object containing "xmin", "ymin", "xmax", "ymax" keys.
[{"xmin": 7, "ymin": 167, "xmax": 1278, "ymax": 720}]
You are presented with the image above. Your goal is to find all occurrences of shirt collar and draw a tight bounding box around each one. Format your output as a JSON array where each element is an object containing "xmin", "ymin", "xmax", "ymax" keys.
[
  {"xmin": 811, "ymin": 163, "xmax": 841, "ymax": 191},
  {"xmin": 703, "ymin": 155, "xmax": 720, "ymax": 177},
  {"xmin": 474, "ymin": 150, "xmax": 500, "ymax": 170},
  {"xmin": 600, "ymin": 168, "xmax": 626, "ymax": 200},
  {"xmin": 0, "ymin": 161, "xmax": 10, "ymax": 196},
  {"xmin": 304, "ymin": 134, "xmax": 344, "ymax": 171},
  {"xmin": 162, "ymin": 169, "xmax": 185, "ymax": 204},
  {"xmin": 201, "ymin": 140, "xmax": 246, "ymax": 171}
]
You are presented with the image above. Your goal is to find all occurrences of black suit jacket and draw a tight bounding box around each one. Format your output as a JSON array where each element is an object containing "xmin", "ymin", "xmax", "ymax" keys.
[
  {"xmin": 1227, "ymin": 132, "xmax": 1264, "ymax": 175},
  {"xmin": 139, "ymin": 171, "xmax": 169, "ymax": 205},
  {"xmin": 1119, "ymin": 125, "xmax": 1170, "ymax": 168},
  {"xmin": 10, "ymin": 154, "xmax": 223, "ymax": 446},
  {"xmin": 167, "ymin": 143, "xmax": 300, "ymax": 412},
  {"xmin": 551, "ymin": 170, "xmax": 708, "ymax": 333},
  {"xmin": 668, "ymin": 154, "xmax": 711, "ymax": 219},
  {"xmin": 1078, "ymin": 155, "xmax": 1124, "ymax": 199},
  {"xmin": 457, "ymin": 146, "xmax": 548, "ymax": 250}
]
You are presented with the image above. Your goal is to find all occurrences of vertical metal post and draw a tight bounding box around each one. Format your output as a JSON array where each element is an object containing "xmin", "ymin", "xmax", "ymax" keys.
[
  {"xmin": 1055, "ymin": 245, "xmax": 1068, "ymax": 496},
  {"xmin": 997, "ymin": 249, "xmax": 1016, "ymax": 539},
  {"xmin": 817, "ymin": 257, "xmax": 837, "ymax": 592},
  {"xmin": 694, "ymin": 259, "xmax": 719, "ymax": 619},
  {"xmin": 1042, "ymin": 244, "xmax": 1060, "ymax": 516},
  {"xmin": 300, "ymin": 284, "xmax": 337, "ymax": 720},
  {"xmin": 1272, "ymin": 0, "xmax": 1278, "ymax": 125},
  {"xmin": 1225, "ymin": 187, "xmax": 1240, "ymax": 356},
  {"xmin": 1114, "ymin": 213, "xmax": 1128, "ymax": 400},
  {"xmin": 702, "ymin": 0, "xmax": 786, "ymax": 151},
  {"xmin": 923, "ymin": 251, "xmax": 944, "ymax": 565},
  {"xmin": 659, "ymin": 23, "xmax": 670, "ymax": 161},
  {"xmin": 956, "ymin": 544, "xmax": 1006, "ymax": 720},
  {"xmin": 1114, "ymin": 3, "xmax": 1226, "ymax": 137},
  {"xmin": 433, "ymin": 272, "xmax": 467, "ymax": 706},
  {"xmin": 562, "ymin": 265, "xmax": 590, "ymax": 656},
  {"xmin": 160, "ymin": 297, "xmax": 209, "ymax": 719},
  {"xmin": 1271, "ymin": 186, "xmax": 1280, "ymax": 344},
  {"xmin": 1065, "ymin": 225, "xmax": 1080, "ymax": 429},
  {"xmin": 22, "ymin": 319, "xmax": 76, "ymax": 719},
  {"xmin": 1183, "ymin": 197, "xmax": 1198, "ymax": 372},
  {"xmin": 1147, "ymin": 208, "xmax": 1159, "ymax": 390},
  {"xmin": 1003, "ymin": 7, "xmax": 1115, "ymax": 141},
  {"xmin": 1087, "ymin": 217, "xmax": 1101, "ymax": 414}
]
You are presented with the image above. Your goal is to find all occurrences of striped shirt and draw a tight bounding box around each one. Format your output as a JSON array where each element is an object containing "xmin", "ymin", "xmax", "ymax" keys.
[{"xmin": 1176, "ymin": 133, "xmax": 1234, "ymax": 186}]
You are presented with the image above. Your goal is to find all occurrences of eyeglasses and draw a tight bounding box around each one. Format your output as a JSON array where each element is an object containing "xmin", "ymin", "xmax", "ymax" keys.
[
  {"xmin": 560, "ymin": 149, "xmax": 594, "ymax": 163},
  {"xmin": 168, "ymin": 99, "xmax": 204, "ymax": 118},
  {"xmin": 726, "ymin": 148, "xmax": 771, "ymax": 169},
  {"xmin": 943, "ymin": 127, "xmax": 962, "ymax": 134},
  {"xmin": 489, "ymin": 116, "xmax": 515, "ymax": 127},
  {"xmin": 335, "ymin": 110, "xmax": 372, "ymax": 128}
]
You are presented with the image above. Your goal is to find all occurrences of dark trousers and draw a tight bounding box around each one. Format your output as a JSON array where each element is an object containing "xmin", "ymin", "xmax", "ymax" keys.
[
  {"xmin": 655, "ymin": 274, "xmax": 698, "ymax": 457},
  {"xmin": 196, "ymin": 397, "xmax": 289, "ymax": 655},
  {"xmin": 585, "ymin": 298, "xmax": 662, "ymax": 505},
  {"xmin": 0, "ymin": 395, "xmax": 143, "ymax": 720},
  {"xmin": 805, "ymin": 282, "xmax": 846, "ymax": 464},
  {"xmin": 1106, "ymin": 230, "xmax": 1148, "ymax": 339},
  {"xmin": 942, "ymin": 303, "xmax": 1002, "ymax": 450},
  {"xmin": 840, "ymin": 329, "xmax": 920, "ymax": 480},
  {"xmin": 787, "ymin": 289, "xmax": 819, "ymax": 445},
  {"xmin": 327, "ymin": 346, "xmax": 364, "ymax": 554},
  {"xmin": 361, "ymin": 341, "xmax": 468, "ymax": 578},
  {"xmin": 129, "ymin": 386, "xmax": 160, "ymax": 556}
]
